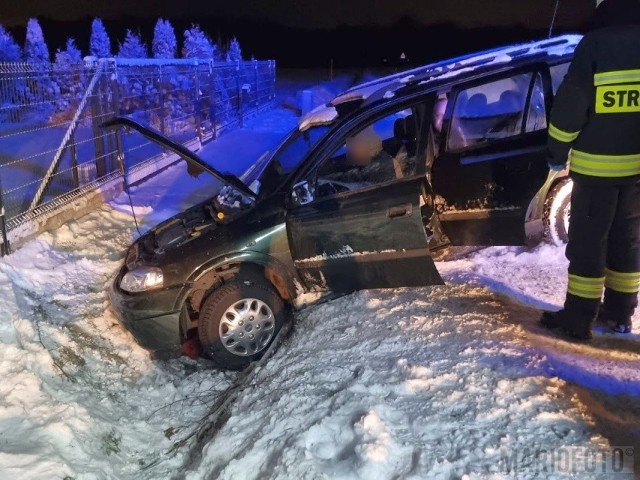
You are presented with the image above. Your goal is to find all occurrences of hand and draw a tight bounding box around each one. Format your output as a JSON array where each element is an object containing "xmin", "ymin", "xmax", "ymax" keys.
[{"xmin": 548, "ymin": 163, "xmax": 566, "ymax": 172}]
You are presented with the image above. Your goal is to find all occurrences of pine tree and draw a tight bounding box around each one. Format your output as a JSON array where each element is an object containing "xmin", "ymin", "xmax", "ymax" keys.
[
  {"xmin": 23, "ymin": 19, "xmax": 53, "ymax": 118},
  {"xmin": 225, "ymin": 37, "xmax": 242, "ymax": 62},
  {"xmin": 53, "ymin": 38, "xmax": 85, "ymax": 111},
  {"xmin": 152, "ymin": 18, "xmax": 177, "ymax": 59},
  {"xmin": 55, "ymin": 37, "xmax": 82, "ymax": 65},
  {"xmin": 182, "ymin": 24, "xmax": 215, "ymax": 59},
  {"xmin": 118, "ymin": 29, "xmax": 148, "ymax": 58},
  {"xmin": 0, "ymin": 24, "xmax": 21, "ymax": 61},
  {"xmin": 118, "ymin": 30, "xmax": 147, "ymax": 58},
  {"xmin": 24, "ymin": 18, "xmax": 49, "ymax": 63},
  {"xmin": 89, "ymin": 18, "xmax": 111, "ymax": 58}
]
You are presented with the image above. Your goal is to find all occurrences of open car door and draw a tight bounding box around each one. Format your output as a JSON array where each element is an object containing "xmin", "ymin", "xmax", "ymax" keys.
[
  {"xmin": 432, "ymin": 68, "xmax": 552, "ymax": 246},
  {"xmin": 287, "ymin": 177, "xmax": 443, "ymax": 292},
  {"xmin": 286, "ymin": 103, "xmax": 443, "ymax": 293}
]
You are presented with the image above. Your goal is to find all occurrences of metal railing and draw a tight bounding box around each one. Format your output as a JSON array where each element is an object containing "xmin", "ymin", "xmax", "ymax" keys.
[{"xmin": 0, "ymin": 58, "xmax": 276, "ymax": 253}]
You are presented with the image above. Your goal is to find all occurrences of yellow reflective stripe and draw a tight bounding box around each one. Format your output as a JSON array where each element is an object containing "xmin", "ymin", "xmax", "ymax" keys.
[
  {"xmin": 570, "ymin": 150, "xmax": 640, "ymax": 178},
  {"xmin": 605, "ymin": 269, "xmax": 640, "ymax": 293},
  {"xmin": 567, "ymin": 274, "xmax": 605, "ymax": 299},
  {"xmin": 594, "ymin": 69, "xmax": 640, "ymax": 86},
  {"xmin": 549, "ymin": 124, "xmax": 581, "ymax": 143}
]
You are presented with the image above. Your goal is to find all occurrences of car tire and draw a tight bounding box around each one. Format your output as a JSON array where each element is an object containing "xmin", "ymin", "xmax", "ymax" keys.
[
  {"xmin": 544, "ymin": 180, "xmax": 572, "ymax": 246},
  {"xmin": 198, "ymin": 280, "xmax": 285, "ymax": 370}
]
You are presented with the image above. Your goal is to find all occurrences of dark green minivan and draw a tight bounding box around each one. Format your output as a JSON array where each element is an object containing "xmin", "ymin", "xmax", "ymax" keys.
[{"xmin": 107, "ymin": 35, "xmax": 579, "ymax": 369}]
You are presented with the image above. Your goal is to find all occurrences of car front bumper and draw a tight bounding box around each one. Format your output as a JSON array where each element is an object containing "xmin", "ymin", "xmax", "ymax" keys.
[{"xmin": 109, "ymin": 268, "xmax": 184, "ymax": 356}]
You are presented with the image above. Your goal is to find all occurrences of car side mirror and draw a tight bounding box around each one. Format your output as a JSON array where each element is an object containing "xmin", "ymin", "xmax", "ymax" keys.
[{"xmin": 291, "ymin": 180, "xmax": 314, "ymax": 207}]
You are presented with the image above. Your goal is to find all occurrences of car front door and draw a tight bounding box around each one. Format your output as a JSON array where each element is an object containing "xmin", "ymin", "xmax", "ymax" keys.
[
  {"xmin": 431, "ymin": 67, "xmax": 552, "ymax": 246},
  {"xmin": 286, "ymin": 103, "xmax": 444, "ymax": 292}
]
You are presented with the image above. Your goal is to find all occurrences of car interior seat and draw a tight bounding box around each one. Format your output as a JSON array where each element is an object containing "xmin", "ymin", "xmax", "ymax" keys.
[
  {"xmin": 493, "ymin": 90, "xmax": 524, "ymax": 135},
  {"xmin": 458, "ymin": 93, "xmax": 489, "ymax": 145},
  {"xmin": 464, "ymin": 93, "xmax": 488, "ymax": 118},
  {"xmin": 391, "ymin": 116, "xmax": 418, "ymax": 177}
]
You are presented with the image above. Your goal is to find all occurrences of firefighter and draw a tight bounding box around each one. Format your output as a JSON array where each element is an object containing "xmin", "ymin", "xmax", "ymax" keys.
[{"xmin": 541, "ymin": 0, "xmax": 640, "ymax": 339}]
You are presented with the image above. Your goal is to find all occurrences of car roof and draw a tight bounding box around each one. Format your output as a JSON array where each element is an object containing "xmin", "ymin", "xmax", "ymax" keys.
[{"xmin": 299, "ymin": 34, "xmax": 581, "ymax": 131}]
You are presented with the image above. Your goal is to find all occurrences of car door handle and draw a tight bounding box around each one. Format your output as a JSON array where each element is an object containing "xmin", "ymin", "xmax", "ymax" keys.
[{"xmin": 387, "ymin": 203, "xmax": 413, "ymax": 219}]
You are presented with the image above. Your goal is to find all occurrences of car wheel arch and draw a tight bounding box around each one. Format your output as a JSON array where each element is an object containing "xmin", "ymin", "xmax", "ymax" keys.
[
  {"xmin": 526, "ymin": 173, "xmax": 570, "ymax": 222},
  {"xmin": 176, "ymin": 254, "xmax": 298, "ymax": 320}
]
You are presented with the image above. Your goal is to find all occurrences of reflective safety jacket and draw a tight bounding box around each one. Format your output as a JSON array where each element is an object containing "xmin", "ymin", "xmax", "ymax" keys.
[{"xmin": 548, "ymin": 0, "xmax": 640, "ymax": 180}]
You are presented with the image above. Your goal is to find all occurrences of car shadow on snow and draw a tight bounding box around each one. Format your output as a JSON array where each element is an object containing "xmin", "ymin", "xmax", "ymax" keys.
[{"xmin": 444, "ymin": 271, "xmax": 640, "ymax": 473}]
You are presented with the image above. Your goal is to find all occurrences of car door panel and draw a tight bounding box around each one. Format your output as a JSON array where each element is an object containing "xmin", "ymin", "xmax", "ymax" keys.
[
  {"xmin": 432, "ymin": 69, "xmax": 551, "ymax": 246},
  {"xmin": 287, "ymin": 177, "xmax": 443, "ymax": 292}
]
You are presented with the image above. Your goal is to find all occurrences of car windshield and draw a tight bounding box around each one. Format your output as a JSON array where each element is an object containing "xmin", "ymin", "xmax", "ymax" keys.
[
  {"xmin": 271, "ymin": 125, "xmax": 331, "ymax": 175},
  {"xmin": 214, "ymin": 125, "xmax": 331, "ymax": 213},
  {"xmin": 233, "ymin": 124, "xmax": 331, "ymax": 198},
  {"xmin": 111, "ymin": 117, "xmax": 331, "ymax": 227}
]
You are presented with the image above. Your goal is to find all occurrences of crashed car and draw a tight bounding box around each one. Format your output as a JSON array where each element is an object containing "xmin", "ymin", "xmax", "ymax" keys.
[{"xmin": 106, "ymin": 34, "xmax": 579, "ymax": 369}]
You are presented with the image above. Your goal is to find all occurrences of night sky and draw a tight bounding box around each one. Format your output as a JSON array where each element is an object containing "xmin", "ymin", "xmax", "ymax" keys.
[
  {"xmin": 3, "ymin": 0, "xmax": 594, "ymax": 67},
  {"xmin": 5, "ymin": 0, "xmax": 592, "ymax": 30}
]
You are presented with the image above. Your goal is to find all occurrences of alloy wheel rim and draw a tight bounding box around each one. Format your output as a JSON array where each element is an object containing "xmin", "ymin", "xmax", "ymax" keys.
[{"xmin": 219, "ymin": 298, "xmax": 275, "ymax": 356}]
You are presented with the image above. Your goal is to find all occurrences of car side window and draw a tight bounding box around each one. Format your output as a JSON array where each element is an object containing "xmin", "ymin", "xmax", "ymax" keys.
[
  {"xmin": 525, "ymin": 73, "xmax": 547, "ymax": 132},
  {"xmin": 447, "ymin": 73, "xmax": 533, "ymax": 151},
  {"xmin": 315, "ymin": 108, "xmax": 417, "ymax": 198},
  {"xmin": 550, "ymin": 62, "xmax": 570, "ymax": 95}
]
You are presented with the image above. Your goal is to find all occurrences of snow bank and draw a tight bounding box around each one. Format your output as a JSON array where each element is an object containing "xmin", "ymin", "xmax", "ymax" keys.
[
  {"xmin": 0, "ymin": 207, "xmax": 235, "ymax": 480},
  {"xmin": 185, "ymin": 281, "xmax": 619, "ymax": 479}
]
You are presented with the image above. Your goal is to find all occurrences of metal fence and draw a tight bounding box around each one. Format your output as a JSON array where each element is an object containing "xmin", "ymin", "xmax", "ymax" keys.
[{"xmin": 0, "ymin": 58, "xmax": 276, "ymax": 252}]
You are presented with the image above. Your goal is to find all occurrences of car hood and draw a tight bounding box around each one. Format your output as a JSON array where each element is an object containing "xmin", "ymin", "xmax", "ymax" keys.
[{"xmin": 102, "ymin": 116, "xmax": 257, "ymax": 201}]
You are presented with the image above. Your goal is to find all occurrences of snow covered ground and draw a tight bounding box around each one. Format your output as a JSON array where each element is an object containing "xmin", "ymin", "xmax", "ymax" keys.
[{"xmin": 1, "ymin": 98, "xmax": 638, "ymax": 479}]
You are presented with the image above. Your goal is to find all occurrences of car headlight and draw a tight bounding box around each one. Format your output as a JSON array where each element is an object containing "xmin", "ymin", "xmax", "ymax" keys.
[{"xmin": 120, "ymin": 267, "xmax": 164, "ymax": 293}]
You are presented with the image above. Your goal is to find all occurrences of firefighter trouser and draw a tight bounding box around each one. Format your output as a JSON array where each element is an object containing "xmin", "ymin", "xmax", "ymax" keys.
[{"xmin": 564, "ymin": 177, "xmax": 640, "ymax": 326}]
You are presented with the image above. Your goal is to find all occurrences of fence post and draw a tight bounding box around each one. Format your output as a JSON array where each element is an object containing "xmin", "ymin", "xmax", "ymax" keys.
[
  {"xmin": 91, "ymin": 66, "xmax": 106, "ymax": 178},
  {"xmin": 115, "ymin": 124, "xmax": 126, "ymax": 175},
  {"xmin": 0, "ymin": 177, "xmax": 10, "ymax": 257},
  {"xmin": 194, "ymin": 63, "xmax": 202, "ymax": 143},
  {"xmin": 104, "ymin": 65, "xmax": 120, "ymax": 174},
  {"xmin": 209, "ymin": 68, "xmax": 218, "ymax": 140},
  {"xmin": 236, "ymin": 63, "xmax": 243, "ymax": 128},
  {"xmin": 254, "ymin": 60, "xmax": 259, "ymax": 107},
  {"xmin": 70, "ymin": 130, "xmax": 80, "ymax": 189},
  {"xmin": 158, "ymin": 65, "xmax": 167, "ymax": 138}
]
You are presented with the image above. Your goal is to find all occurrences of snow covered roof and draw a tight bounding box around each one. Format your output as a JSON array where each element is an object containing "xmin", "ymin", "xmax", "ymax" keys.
[
  {"xmin": 298, "ymin": 35, "xmax": 581, "ymax": 132},
  {"xmin": 332, "ymin": 34, "xmax": 582, "ymax": 108}
]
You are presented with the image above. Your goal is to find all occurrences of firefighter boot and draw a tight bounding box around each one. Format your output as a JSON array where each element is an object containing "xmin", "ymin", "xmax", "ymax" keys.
[
  {"xmin": 540, "ymin": 295, "xmax": 598, "ymax": 340},
  {"xmin": 600, "ymin": 290, "xmax": 634, "ymax": 334}
]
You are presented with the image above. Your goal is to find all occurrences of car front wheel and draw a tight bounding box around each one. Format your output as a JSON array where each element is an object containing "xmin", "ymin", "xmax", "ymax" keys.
[
  {"xmin": 544, "ymin": 180, "xmax": 572, "ymax": 245},
  {"xmin": 198, "ymin": 280, "xmax": 285, "ymax": 370}
]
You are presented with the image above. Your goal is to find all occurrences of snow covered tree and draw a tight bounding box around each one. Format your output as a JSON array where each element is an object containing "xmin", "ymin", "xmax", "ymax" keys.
[
  {"xmin": 182, "ymin": 24, "xmax": 216, "ymax": 59},
  {"xmin": 152, "ymin": 18, "xmax": 177, "ymax": 59},
  {"xmin": 24, "ymin": 18, "xmax": 49, "ymax": 63},
  {"xmin": 225, "ymin": 37, "xmax": 242, "ymax": 62},
  {"xmin": 0, "ymin": 24, "xmax": 21, "ymax": 61},
  {"xmin": 55, "ymin": 37, "xmax": 82, "ymax": 65},
  {"xmin": 0, "ymin": 25, "xmax": 24, "ymax": 122},
  {"xmin": 23, "ymin": 18, "xmax": 54, "ymax": 117},
  {"xmin": 53, "ymin": 38, "xmax": 85, "ymax": 111},
  {"xmin": 118, "ymin": 30, "xmax": 147, "ymax": 58},
  {"xmin": 89, "ymin": 18, "xmax": 111, "ymax": 58}
]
